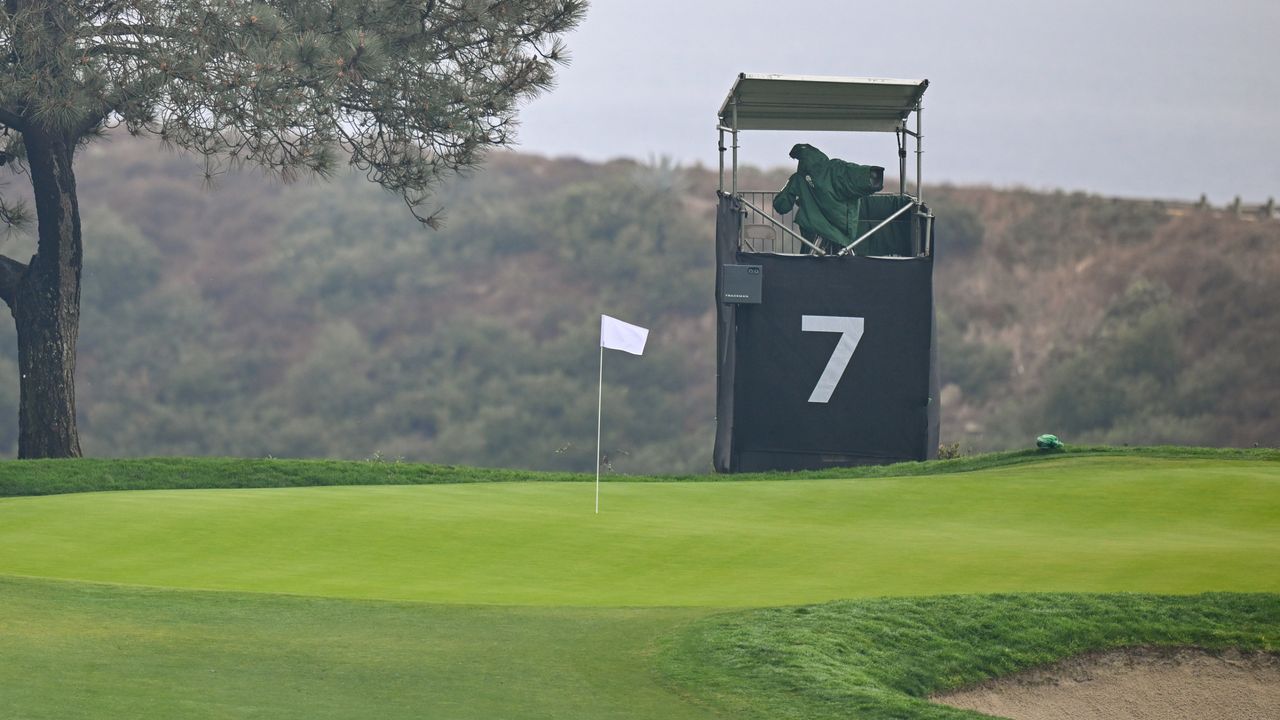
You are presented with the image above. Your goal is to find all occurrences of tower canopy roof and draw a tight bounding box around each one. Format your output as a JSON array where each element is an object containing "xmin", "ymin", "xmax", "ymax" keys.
[{"xmin": 718, "ymin": 73, "xmax": 929, "ymax": 132}]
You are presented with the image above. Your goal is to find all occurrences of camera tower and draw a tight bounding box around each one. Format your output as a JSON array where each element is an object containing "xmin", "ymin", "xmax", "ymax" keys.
[{"xmin": 713, "ymin": 73, "xmax": 940, "ymax": 472}]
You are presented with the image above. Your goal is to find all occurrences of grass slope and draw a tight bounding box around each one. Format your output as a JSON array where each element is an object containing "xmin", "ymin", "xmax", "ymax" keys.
[
  {"xmin": 0, "ymin": 456, "xmax": 1276, "ymax": 605},
  {"xmin": 660, "ymin": 593, "xmax": 1280, "ymax": 719},
  {"xmin": 3, "ymin": 578, "xmax": 1275, "ymax": 720},
  {"xmin": 1, "ymin": 445, "xmax": 1275, "ymax": 498},
  {"xmin": 0, "ymin": 575, "xmax": 715, "ymax": 720}
]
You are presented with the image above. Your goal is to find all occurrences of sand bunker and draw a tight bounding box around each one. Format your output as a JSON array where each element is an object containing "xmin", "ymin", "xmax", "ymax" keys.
[{"xmin": 933, "ymin": 647, "xmax": 1280, "ymax": 720}]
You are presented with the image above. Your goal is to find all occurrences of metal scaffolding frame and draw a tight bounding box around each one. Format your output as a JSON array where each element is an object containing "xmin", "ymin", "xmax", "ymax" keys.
[{"xmin": 716, "ymin": 73, "xmax": 931, "ymax": 256}]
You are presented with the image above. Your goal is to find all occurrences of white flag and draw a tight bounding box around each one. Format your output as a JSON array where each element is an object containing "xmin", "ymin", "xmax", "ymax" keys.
[{"xmin": 600, "ymin": 315, "xmax": 648, "ymax": 356}]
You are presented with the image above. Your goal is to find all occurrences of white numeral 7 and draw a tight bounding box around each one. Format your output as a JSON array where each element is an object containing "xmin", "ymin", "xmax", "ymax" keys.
[{"xmin": 801, "ymin": 315, "xmax": 865, "ymax": 404}]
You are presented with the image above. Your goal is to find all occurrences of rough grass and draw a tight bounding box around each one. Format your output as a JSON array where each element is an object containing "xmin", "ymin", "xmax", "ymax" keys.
[
  {"xmin": 659, "ymin": 592, "xmax": 1280, "ymax": 719},
  {"xmin": 0, "ymin": 445, "xmax": 1275, "ymax": 497}
]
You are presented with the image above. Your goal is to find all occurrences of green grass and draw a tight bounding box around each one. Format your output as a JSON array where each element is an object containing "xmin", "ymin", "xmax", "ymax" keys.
[
  {"xmin": 1, "ymin": 445, "xmax": 1275, "ymax": 497},
  {"xmin": 0, "ymin": 456, "xmax": 1275, "ymax": 605},
  {"xmin": 0, "ymin": 575, "xmax": 717, "ymax": 720},
  {"xmin": 0, "ymin": 455, "xmax": 583, "ymax": 497},
  {"xmin": 3, "ymin": 576, "xmax": 1275, "ymax": 719},
  {"xmin": 659, "ymin": 593, "xmax": 1280, "ymax": 719},
  {"xmin": 1, "ymin": 449, "xmax": 1277, "ymax": 718}
]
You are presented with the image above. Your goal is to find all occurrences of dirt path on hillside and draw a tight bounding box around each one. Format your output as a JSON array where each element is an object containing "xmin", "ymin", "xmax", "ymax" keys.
[{"xmin": 932, "ymin": 647, "xmax": 1280, "ymax": 720}]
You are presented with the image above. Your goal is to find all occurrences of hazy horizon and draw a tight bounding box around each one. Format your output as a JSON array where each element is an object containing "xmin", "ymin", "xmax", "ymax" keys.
[{"xmin": 514, "ymin": 0, "xmax": 1279, "ymax": 204}]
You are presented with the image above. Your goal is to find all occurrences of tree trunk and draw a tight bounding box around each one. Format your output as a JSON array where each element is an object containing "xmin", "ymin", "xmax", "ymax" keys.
[{"xmin": 11, "ymin": 129, "xmax": 83, "ymax": 458}]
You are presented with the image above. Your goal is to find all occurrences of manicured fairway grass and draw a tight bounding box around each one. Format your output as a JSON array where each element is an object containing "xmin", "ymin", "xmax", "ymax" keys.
[
  {"xmin": 0, "ymin": 575, "xmax": 717, "ymax": 720},
  {"xmin": 2, "ymin": 577, "xmax": 1275, "ymax": 720},
  {"xmin": 0, "ymin": 457, "xmax": 1275, "ymax": 605},
  {"xmin": 1, "ymin": 450, "xmax": 1276, "ymax": 719}
]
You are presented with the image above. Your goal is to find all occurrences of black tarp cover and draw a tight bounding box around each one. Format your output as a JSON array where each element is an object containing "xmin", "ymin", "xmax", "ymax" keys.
[{"xmin": 714, "ymin": 194, "xmax": 939, "ymax": 472}]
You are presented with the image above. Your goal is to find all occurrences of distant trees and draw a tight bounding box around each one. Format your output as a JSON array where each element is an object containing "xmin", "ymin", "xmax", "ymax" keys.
[
  {"xmin": 0, "ymin": 130, "xmax": 1274, "ymax": 466},
  {"xmin": 1042, "ymin": 280, "xmax": 1185, "ymax": 436},
  {"xmin": 0, "ymin": 143, "xmax": 718, "ymax": 471},
  {"xmin": 0, "ymin": 0, "xmax": 585, "ymax": 457},
  {"xmin": 929, "ymin": 197, "xmax": 984, "ymax": 258}
]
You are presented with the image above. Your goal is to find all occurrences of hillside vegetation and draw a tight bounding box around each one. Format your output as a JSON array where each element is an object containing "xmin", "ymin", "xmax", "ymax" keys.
[{"xmin": 0, "ymin": 137, "xmax": 1276, "ymax": 469}]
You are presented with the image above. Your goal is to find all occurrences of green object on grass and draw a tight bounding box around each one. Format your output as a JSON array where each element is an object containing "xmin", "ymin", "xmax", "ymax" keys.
[{"xmin": 1037, "ymin": 433, "xmax": 1065, "ymax": 450}]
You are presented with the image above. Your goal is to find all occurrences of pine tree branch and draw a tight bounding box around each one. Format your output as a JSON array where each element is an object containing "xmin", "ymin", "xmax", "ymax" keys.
[
  {"xmin": 77, "ymin": 70, "xmax": 166, "ymax": 137},
  {"xmin": 84, "ymin": 44, "xmax": 149, "ymax": 59},
  {"xmin": 0, "ymin": 107, "xmax": 25, "ymax": 132},
  {"xmin": 0, "ymin": 252, "xmax": 27, "ymax": 310},
  {"xmin": 91, "ymin": 23, "xmax": 186, "ymax": 40},
  {"xmin": 77, "ymin": 0, "xmax": 124, "ymax": 20}
]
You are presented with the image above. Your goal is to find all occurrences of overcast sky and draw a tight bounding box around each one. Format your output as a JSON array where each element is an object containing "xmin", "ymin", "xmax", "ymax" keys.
[{"xmin": 514, "ymin": 0, "xmax": 1279, "ymax": 203}]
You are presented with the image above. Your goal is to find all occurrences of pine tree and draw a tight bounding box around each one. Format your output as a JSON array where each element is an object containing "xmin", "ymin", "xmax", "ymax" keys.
[{"xmin": 0, "ymin": 0, "xmax": 585, "ymax": 457}]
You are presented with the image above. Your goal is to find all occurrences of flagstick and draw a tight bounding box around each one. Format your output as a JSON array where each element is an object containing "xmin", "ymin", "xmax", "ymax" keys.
[{"xmin": 595, "ymin": 345, "xmax": 604, "ymax": 514}]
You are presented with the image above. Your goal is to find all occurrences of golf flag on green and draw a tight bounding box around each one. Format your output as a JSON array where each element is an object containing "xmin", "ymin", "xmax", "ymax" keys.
[
  {"xmin": 596, "ymin": 314, "xmax": 649, "ymax": 513},
  {"xmin": 600, "ymin": 315, "xmax": 648, "ymax": 355}
]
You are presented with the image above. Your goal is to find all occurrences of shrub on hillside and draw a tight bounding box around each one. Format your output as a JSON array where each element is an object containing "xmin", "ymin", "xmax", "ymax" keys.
[
  {"xmin": 929, "ymin": 199, "xmax": 985, "ymax": 257},
  {"xmin": 937, "ymin": 312, "xmax": 1013, "ymax": 401},
  {"xmin": 1042, "ymin": 280, "xmax": 1185, "ymax": 435}
]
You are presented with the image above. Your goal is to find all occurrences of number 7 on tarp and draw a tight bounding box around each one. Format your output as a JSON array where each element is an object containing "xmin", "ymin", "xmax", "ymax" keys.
[{"xmin": 801, "ymin": 315, "xmax": 865, "ymax": 404}]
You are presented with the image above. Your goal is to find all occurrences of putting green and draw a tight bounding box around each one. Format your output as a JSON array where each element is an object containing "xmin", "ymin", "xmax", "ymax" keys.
[{"xmin": 0, "ymin": 457, "xmax": 1275, "ymax": 605}]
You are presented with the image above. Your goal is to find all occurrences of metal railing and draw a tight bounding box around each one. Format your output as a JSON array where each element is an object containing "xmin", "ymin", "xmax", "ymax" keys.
[
  {"xmin": 734, "ymin": 191, "xmax": 924, "ymax": 255},
  {"xmin": 735, "ymin": 191, "xmax": 811, "ymax": 254},
  {"xmin": 837, "ymin": 199, "xmax": 917, "ymax": 256}
]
